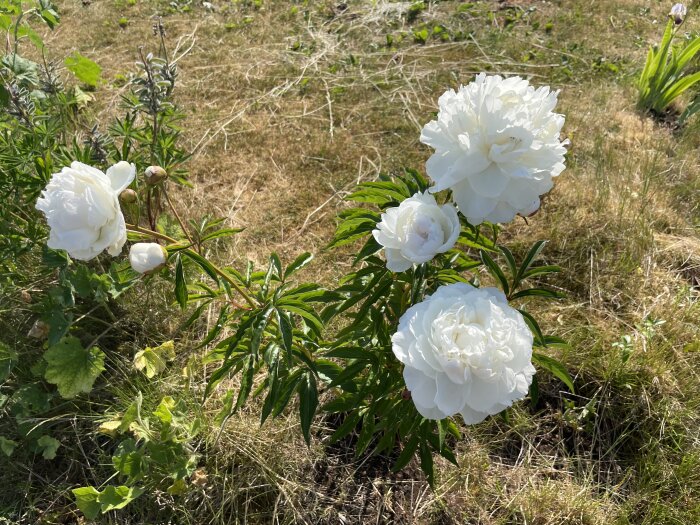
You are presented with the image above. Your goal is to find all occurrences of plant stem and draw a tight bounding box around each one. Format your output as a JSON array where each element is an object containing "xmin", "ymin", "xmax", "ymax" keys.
[
  {"xmin": 162, "ymin": 187, "xmax": 197, "ymax": 250},
  {"xmin": 126, "ymin": 223, "xmax": 177, "ymax": 244},
  {"xmin": 208, "ymin": 263, "xmax": 257, "ymax": 308}
]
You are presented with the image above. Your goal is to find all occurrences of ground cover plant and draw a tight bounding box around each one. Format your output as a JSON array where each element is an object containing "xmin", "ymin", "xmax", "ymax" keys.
[{"xmin": 1, "ymin": 1, "xmax": 700, "ymax": 524}]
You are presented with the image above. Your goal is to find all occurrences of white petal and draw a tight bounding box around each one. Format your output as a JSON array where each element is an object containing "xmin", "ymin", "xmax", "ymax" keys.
[{"xmin": 107, "ymin": 161, "xmax": 137, "ymax": 193}]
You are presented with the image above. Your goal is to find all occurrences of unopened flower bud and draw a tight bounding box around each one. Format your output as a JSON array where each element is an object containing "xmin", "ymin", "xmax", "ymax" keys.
[
  {"xmin": 28, "ymin": 320, "xmax": 49, "ymax": 340},
  {"xmin": 119, "ymin": 188, "xmax": 138, "ymax": 204},
  {"xmin": 144, "ymin": 165, "xmax": 168, "ymax": 185},
  {"xmin": 20, "ymin": 290, "xmax": 32, "ymax": 303},
  {"xmin": 129, "ymin": 242, "xmax": 168, "ymax": 274},
  {"xmin": 670, "ymin": 3, "xmax": 687, "ymax": 25}
]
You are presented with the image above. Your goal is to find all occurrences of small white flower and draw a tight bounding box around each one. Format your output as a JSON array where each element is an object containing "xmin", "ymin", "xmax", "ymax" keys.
[
  {"xmin": 372, "ymin": 191, "xmax": 460, "ymax": 272},
  {"xmin": 670, "ymin": 3, "xmax": 687, "ymax": 24},
  {"xmin": 392, "ymin": 283, "xmax": 535, "ymax": 423},
  {"xmin": 129, "ymin": 243, "xmax": 168, "ymax": 274},
  {"xmin": 36, "ymin": 161, "xmax": 136, "ymax": 261},
  {"xmin": 421, "ymin": 74, "xmax": 568, "ymax": 225}
]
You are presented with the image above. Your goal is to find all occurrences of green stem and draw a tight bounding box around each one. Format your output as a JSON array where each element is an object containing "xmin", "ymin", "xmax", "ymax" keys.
[
  {"xmin": 126, "ymin": 223, "xmax": 177, "ymax": 244},
  {"xmin": 162, "ymin": 187, "xmax": 197, "ymax": 250}
]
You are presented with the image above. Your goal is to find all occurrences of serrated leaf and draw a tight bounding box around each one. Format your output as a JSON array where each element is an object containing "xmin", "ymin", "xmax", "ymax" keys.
[
  {"xmin": 0, "ymin": 436, "xmax": 17, "ymax": 457},
  {"xmin": 64, "ymin": 52, "xmax": 101, "ymax": 88},
  {"xmin": 73, "ymin": 487, "xmax": 101, "ymax": 520},
  {"xmin": 97, "ymin": 485, "xmax": 144, "ymax": 513},
  {"xmin": 133, "ymin": 340, "xmax": 175, "ymax": 378},
  {"xmin": 44, "ymin": 337, "xmax": 105, "ymax": 398}
]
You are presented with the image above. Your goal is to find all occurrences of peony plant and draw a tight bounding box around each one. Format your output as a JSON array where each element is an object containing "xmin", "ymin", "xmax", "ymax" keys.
[{"xmin": 31, "ymin": 72, "xmax": 573, "ymax": 501}]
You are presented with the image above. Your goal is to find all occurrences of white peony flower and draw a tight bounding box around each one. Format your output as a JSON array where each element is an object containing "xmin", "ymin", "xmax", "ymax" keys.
[
  {"xmin": 420, "ymin": 74, "xmax": 568, "ymax": 225},
  {"xmin": 36, "ymin": 161, "xmax": 136, "ymax": 261},
  {"xmin": 392, "ymin": 282, "xmax": 535, "ymax": 423},
  {"xmin": 372, "ymin": 191, "xmax": 460, "ymax": 272},
  {"xmin": 129, "ymin": 242, "xmax": 168, "ymax": 274}
]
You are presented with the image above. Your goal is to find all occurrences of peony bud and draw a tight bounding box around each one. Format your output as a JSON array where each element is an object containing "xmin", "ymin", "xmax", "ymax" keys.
[
  {"xmin": 670, "ymin": 3, "xmax": 687, "ymax": 24},
  {"xmin": 119, "ymin": 188, "xmax": 138, "ymax": 204},
  {"xmin": 28, "ymin": 320, "xmax": 49, "ymax": 340},
  {"xmin": 144, "ymin": 165, "xmax": 167, "ymax": 185},
  {"xmin": 129, "ymin": 242, "xmax": 168, "ymax": 274}
]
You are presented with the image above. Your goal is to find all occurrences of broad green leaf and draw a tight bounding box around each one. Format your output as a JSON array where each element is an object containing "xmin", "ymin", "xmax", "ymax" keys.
[
  {"xmin": 72, "ymin": 487, "xmax": 100, "ymax": 519},
  {"xmin": 44, "ymin": 337, "xmax": 105, "ymax": 398},
  {"xmin": 0, "ymin": 436, "xmax": 17, "ymax": 457},
  {"xmin": 64, "ymin": 52, "xmax": 101, "ymax": 88},
  {"xmin": 37, "ymin": 435, "xmax": 60, "ymax": 459},
  {"xmin": 1, "ymin": 54, "xmax": 40, "ymax": 86},
  {"xmin": 133, "ymin": 341, "xmax": 176, "ymax": 378},
  {"xmin": 97, "ymin": 485, "xmax": 144, "ymax": 512}
]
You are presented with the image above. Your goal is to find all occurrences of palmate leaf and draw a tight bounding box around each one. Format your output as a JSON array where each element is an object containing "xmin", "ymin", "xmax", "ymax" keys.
[
  {"xmin": 133, "ymin": 341, "xmax": 176, "ymax": 378},
  {"xmin": 64, "ymin": 52, "xmax": 102, "ymax": 88},
  {"xmin": 44, "ymin": 337, "xmax": 105, "ymax": 398},
  {"xmin": 36, "ymin": 435, "xmax": 60, "ymax": 459}
]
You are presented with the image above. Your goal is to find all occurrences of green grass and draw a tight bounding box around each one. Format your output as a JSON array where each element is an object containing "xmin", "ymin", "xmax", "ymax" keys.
[{"xmin": 1, "ymin": 0, "xmax": 699, "ymax": 523}]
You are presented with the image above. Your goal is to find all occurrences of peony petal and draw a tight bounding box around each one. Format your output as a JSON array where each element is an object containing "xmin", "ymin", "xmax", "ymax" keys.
[
  {"xmin": 107, "ymin": 161, "xmax": 137, "ymax": 193},
  {"xmin": 434, "ymin": 373, "xmax": 467, "ymax": 416}
]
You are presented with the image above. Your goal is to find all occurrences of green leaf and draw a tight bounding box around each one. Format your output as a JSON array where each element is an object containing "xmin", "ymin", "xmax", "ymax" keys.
[
  {"xmin": 510, "ymin": 288, "xmax": 564, "ymax": 300},
  {"xmin": 97, "ymin": 485, "xmax": 144, "ymax": 512},
  {"xmin": 284, "ymin": 252, "xmax": 314, "ymax": 279},
  {"xmin": 419, "ymin": 442, "xmax": 435, "ymax": 486},
  {"xmin": 73, "ymin": 487, "xmax": 101, "ymax": 520},
  {"xmin": 64, "ymin": 52, "xmax": 101, "ymax": 88},
  {"xmin": 532, "ymin": 352, "xmax": 575, "ymax": 393},
  {"xmin": 329, "ymin": 411, "xmax": 361, "ymax": 444},
  {"xmin": 392, "ymin": 435, "xmax": 419, "ymax": 472},
  {"xmin": 299, "ymin": 372, "xmax": 318, "ymax": 445},
  {"xmin": 133, "ymin": 340, "xmax": 176, "ymax": 378},
  {"xmin": 183, "ymin": 249, "xmax": 220, "ymax": 282},
  {"xmin": 275, "ymin": 308, "xmax": 294, "ymax": 360},
  {"xmin": 200, "ymin": 227, "xmax": 244, "ymax": 242},
  {"xmin": 516, "ymin": 241, "xmax": 549, "ymax": 285},
  {"xmin": 2, "ymin": 54, "xmax": 40, "ymax": 86},
  {"xmin": 0, "ymin": 436, "xmax": 17, "ymax": 457},
  {"xmin": 235, "ymin": 356, "xmax": 256, "ymax": 411},
  {"xmin": 37, "ymin": 435, "xmax": 60, "ymax": 460},
  {"xmin": 174, "ymin": 255, "xmax": 187, "ymax": 309},
  {"xmin": 480, "ymin": 250, "xmax": 509, "ymax": 295},
  {"xmin": 44, "ymin": 337, "xmax": 105, "ymax": 398}
]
